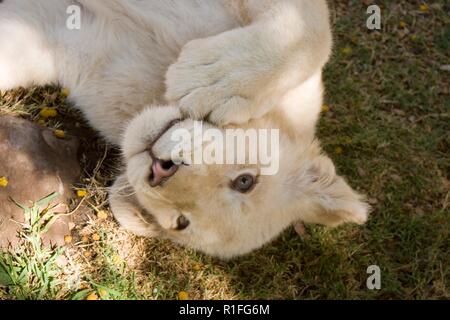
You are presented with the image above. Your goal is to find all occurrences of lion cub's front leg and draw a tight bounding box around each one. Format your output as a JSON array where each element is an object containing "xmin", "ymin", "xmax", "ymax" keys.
[{"xmin": 166, "ymin": 0, "xmax": 332, "ymax": 126}]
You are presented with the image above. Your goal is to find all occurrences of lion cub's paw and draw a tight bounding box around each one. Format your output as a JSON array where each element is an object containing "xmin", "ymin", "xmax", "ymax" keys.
[{"xmin": 165, "ymin": 31, "xmax": 269, "ymax": 126}]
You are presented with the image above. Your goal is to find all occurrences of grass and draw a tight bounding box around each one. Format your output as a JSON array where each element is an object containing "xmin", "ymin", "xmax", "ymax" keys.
[
  {"xmin": 0, "ymin": 1, "xmax": 449, "ymax": 300},
  {"xmin": 0, "ymin": 193, "xmax": 67, "ymax": 299}
]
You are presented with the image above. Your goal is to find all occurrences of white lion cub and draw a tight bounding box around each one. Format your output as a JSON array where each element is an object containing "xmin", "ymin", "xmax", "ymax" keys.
[{"xmin": 0, "ymin": 0, "xmax": 369, "ymax": 259}]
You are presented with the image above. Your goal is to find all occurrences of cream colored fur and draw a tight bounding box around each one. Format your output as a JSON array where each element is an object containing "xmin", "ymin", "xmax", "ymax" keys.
[{"xmin": 0, "ymin": 0, "xmax": 369, "ymax": 259}]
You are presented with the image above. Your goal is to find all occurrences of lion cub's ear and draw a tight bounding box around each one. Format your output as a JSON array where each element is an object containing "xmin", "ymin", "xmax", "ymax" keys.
[{"xmin": 300, "ymin": 155, "xmax": 370, "ymax": 227}]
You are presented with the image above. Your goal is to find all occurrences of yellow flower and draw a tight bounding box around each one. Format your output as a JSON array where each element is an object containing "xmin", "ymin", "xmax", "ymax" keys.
[
  {"xmin": 79, "ymin": 283, "xmax": 90, "ymax": 290},
  {"xmin": 81, "ymin": 235, "xmax": 89, "ymax": 243},
  {"xmin": 419, "ymin": 4, "xmax": 428, "ymax": 12},
  {"xmin": 97, "ymin": 210, "xmax": 108, "ymax": 220},
  {"xmin": 322, "ymin": 105, "xmax": 330, "ymax": 113},
  {"xmin": 86, "ymin": 293, "xmax": 99, "ymax": 300},
  {"xmin": 61, "ymin": 88, "xmax": 70, "ymax": 98},
  {"xmin": 98, "ymin": 288, "xmax": 108, "ymax": 298},
  {"xmin": 53, "ymin": 129, "xmax": 65, "ymax": 139},
  {"xmin": 64, "ymin": 235, "xmax": 73, "ymax": 244},
  {"xmin": 92, "ymin": 233, "xmax": 101, "ymax": 241},
  {"xmin": 341, "ymin": 46, "xmax": 352, "ymax": 55},
  {"xmin": 399, "ymin": 21, "xmax": 407, "ymax": 28},
  {"xmin": 112, "ymin": 254, "xmax": 122, "ymax": 265},
  {"xmin": 83, "ymin": 251, "xmax": 92, "ymax": 258},
  {"xmin": 77, "ymin": 189, "xmax": 87, "ymax": 198},
  {"xmin": 178, "ymin": 291, "xmax": 189, "ymax": 300},
  {"xmin": 39, "ymin": 107, "xmax": 58, "ymax": 118},
  {"xmin": 410, "ymin": 34, "xmax": 417, "ymax": 41},
  {"xmin": 193, "ymin": 263, "xmax": 202, "ymax": 271},
  {"xmin": 335, "ymin": 147, "xmax": 343, "ymax": 155},
  {"xmin": 0, "ymin": 176, "xmax": 8, "ymax": 188}
]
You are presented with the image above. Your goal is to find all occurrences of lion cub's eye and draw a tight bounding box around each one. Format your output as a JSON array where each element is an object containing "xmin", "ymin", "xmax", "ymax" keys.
[
  {"xmin": 175, "ymin": 215, "xmax": 190, "ymax": 231},
  {"xmin": 232, "ymin": 174, "xmax": 256, "ymax": 193}
]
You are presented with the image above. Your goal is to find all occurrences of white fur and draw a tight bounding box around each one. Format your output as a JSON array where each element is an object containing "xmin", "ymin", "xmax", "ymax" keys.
[
  {"xmin": 0, "ymin": 0, "xmax": 331, "ymax": 143},
  {"xmin": 0, "ymin": 0, "xmax": 369, "ymax": 259}
]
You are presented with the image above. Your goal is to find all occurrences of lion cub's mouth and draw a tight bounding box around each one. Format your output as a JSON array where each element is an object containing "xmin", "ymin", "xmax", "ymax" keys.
[{"xmin": 146, "ymin": 119, "xmax": 181, "ymax": 187}]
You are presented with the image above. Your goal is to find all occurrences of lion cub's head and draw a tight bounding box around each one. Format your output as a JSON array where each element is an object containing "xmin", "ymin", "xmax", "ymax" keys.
[{"xmin": 110, "ymin": 106, "xmax": 369, "ymax": 259}]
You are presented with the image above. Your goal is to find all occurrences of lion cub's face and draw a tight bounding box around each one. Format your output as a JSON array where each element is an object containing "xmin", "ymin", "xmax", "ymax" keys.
[{"xmin": 118, "ymin": 107, "xmax": 369, "ymax": 259}]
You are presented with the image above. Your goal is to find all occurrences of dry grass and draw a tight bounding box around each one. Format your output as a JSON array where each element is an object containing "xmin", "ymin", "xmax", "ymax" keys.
[{"xmin": 0, "ymin": 1, "xmax": 449, "ymax": 300}]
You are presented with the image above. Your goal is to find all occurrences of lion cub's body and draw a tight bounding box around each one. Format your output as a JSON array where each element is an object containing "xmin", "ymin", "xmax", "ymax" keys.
[{"xmin": 0, "ymin": 0, "xmax": 369, "ymax": 259}]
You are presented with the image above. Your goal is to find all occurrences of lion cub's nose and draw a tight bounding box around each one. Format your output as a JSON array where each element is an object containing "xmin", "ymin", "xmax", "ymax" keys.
[{"xmin": 150, "ymin": 158, "xmax": 178, "ymax": 187}]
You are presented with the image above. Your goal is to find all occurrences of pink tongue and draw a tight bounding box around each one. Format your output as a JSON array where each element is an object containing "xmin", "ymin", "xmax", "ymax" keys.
[{"xmin": 151, "ymin": 160, "xmax": 178, "ymax": 186}]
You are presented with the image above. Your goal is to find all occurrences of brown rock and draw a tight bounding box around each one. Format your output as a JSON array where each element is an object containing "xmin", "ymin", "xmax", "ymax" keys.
[{"xmin": 0, "ymin": 116, "xmax": 80, "ymax": 248}]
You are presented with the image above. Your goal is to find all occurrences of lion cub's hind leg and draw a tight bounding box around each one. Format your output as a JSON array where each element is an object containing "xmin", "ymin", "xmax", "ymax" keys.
[{"xmin": 0, "ymin": 2, "xmax": 58, "ymax": 90}]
